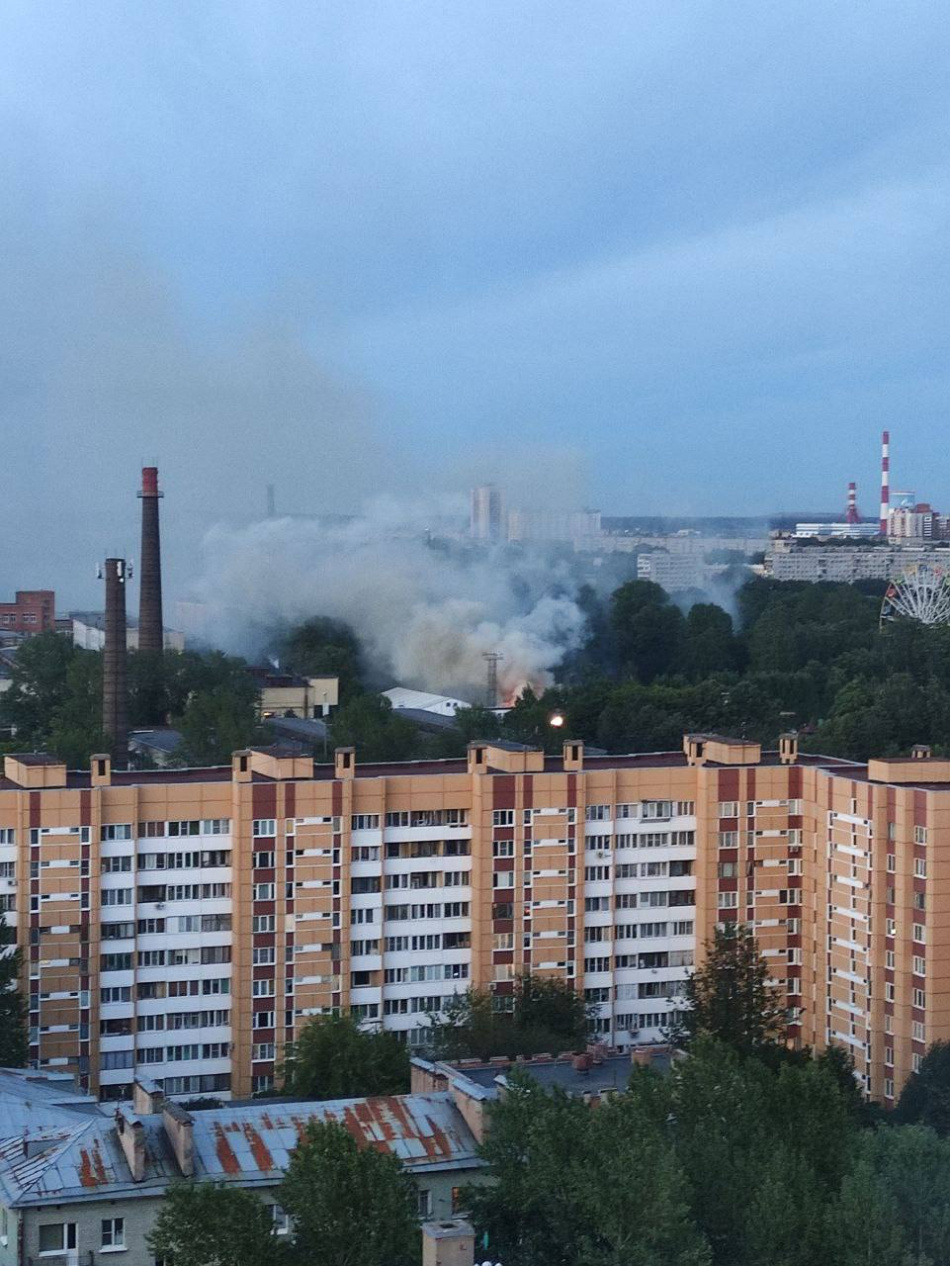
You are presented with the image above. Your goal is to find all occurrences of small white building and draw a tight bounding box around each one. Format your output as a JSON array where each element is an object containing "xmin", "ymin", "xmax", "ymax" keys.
[
  {"xmin": 70, "ymin": 612, "xmax": 186, "ymax": 652},
  {"xmin": 383, "ymin": 687, "xmax": 473, "ymax": 716}
]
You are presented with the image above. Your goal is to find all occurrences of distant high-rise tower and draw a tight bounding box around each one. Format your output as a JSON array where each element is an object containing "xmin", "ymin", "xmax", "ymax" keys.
[
  {"xmin": 880, "ymin": 431, "xmax": 891, "ymax": 535},
  {"xmin": 470, "ymin": 485, "xmax": 503, "ymax": 541},
  {"xmin": 102, "ymin": 558, "xmax": 130, "ymax": 767},
  {"xmin": 138, "ymin": 467, "xmax": 164, "ymax": 654}
]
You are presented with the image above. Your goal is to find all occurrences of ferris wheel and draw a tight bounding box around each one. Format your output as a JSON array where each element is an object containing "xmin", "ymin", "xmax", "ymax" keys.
[{"xmin": 880, "ymin": 562, "xmax": 950, "ymax": 627}]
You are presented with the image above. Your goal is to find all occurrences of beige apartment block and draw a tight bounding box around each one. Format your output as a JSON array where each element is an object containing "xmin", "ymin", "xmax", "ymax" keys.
[{"xmin": 0, "ymin": 736, "xmax": 945, "ymax": 1106}]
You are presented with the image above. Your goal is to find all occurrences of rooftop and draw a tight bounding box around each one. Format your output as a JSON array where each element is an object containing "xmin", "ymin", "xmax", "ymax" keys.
[
  {"xmin": 0, "ymin": 1070, "xmax": 482, "ymax": 1208},
  {"xmin": 0, "ymin": 743, "xmax": 867, "ymax": 793}
]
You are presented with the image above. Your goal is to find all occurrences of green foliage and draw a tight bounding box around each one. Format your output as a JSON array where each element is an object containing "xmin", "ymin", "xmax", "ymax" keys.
[
  {"xmin": 0, "ymin": 633, "xmax": 108, "ymax": 762},
  {"xmin": 279, "ymin": 1120, "xmax": 419, "ymax": 1266},
  {"xmin": 467, "ymin": 1068, "xmax": 710, "ymax": 1266},
  {"xmin": 0, "ymin": 915, "xmax": 27, "ymax": 1067},
  {"xmin": 277, "ymin": 617, "xmax": 364, "ymax": 699},
  {"xmin": 328, "ymin": 694, "xmax": 420, "ymax": 762},
  {"xmin": 895, "ymin": 1040, "xmax": 950, "ymax": 1135},
  {"xmin": 677, "ymin": 923, "xmax": 789, "ymax": 1057},
  {"xmin": 282, "ymin": 1013, "xmax": 410, "ymax": 1099},
  {"xmin": 611, "ymin": 580, "xmax": 687, "ymax": 683},
  {"xmin": 147, "ymin": 1181, "xmax": 285, "ymax": 1266},
  {"xmin": 426, "ymin": 974, "xmax": 594, "ymax": 1061}
]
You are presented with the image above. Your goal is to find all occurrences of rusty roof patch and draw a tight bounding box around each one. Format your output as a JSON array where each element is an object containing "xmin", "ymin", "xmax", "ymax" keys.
[
  {"xmin": 213, "ymin": 1123, "xmax": 241, "ymax": 1175},
  {"xmin": 243, "ymin": 1123, "xmax": 274, "ymax": 1172},
  {"xmin": 77, "ymin": 1141, "xmax": 108, "ymax": 1188}
]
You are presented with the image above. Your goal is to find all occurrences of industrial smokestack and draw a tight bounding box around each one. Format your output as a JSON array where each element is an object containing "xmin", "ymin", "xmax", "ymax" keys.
[
  {"xmin": 845, "ymin": 481, "xmax": 860, "ymax": 526},
  {"xmin": 880, "ymin": 431, "xmax": 890, "ymax": 536},
  {"xmin": 102, "ymin": 558, "xmax": 130, "ymax": 767},
  {"xmin": 138, "ymin": 467, "xmax": 164, "ymax": 654}
]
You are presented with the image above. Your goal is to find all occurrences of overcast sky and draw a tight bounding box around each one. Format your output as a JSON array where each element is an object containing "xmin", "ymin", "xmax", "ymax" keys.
[{"xmin": 2, "ymin": 1, "xmax": 949, "ymax": 605}]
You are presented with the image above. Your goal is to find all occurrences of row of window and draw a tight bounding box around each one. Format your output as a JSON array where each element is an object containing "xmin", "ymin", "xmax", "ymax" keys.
[
  {"xmin": 351, "ymin": 932, "xmax": 471, "ymax": 952},
  {"xmin": 382, "ymin": 963, "xmax": 470, "ymax": 983},
  {"xmin": 584, "ymin": 860, "xmax": 693, "ymax": 880},
  {"xmin": 356, "ymin": 840, "xmax": 472, "ymax": 860},
  {"xmin": 584, "ymin": 891, "xmax": 695, "ymax": 912},
  {"xmin": 105, "ymin": 883, "xmax": 232, "ymax": 905},
  {"xmin": 584, "ymin": 950, "xmax": 694, "ymax": 972},
  {"xmin": 586, "ymin": 980, "xmax": 688, "ymax": 1003},
  {"xmin": 384, "ymin": 902, "xmax": 471, "ymax": 921},
  {"xmin": 351, "ymin": 871, "xmax": 469, "ymax": 894},
  {"xmin": 102, "ymin": 850, "xmax": 232, "ymax": 872}
]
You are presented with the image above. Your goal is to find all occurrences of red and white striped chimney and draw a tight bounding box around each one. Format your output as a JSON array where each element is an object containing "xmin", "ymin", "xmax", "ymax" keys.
[
  {"xmin": 845, "ymin": 482, "xmax": 859, "ymax": 526},
  {"xmin": 879, "ymin": 431, "xmax": 890, "ymax": 535}
]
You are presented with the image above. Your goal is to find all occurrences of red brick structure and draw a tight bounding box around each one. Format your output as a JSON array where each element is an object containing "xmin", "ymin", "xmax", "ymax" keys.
[{"xmin": 0, "ymin": 590, "xmax": 55, "ymax": 634}]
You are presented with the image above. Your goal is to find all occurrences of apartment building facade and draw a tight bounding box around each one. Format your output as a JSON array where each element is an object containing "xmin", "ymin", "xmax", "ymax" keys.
[{"xmin": 0, "ymin": 735, "xmax": 946, "ymax": 1106}]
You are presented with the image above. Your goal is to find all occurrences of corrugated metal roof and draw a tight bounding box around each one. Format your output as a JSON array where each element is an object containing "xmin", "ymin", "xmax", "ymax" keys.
[{"xmin": 0, "ymin": 1088, "xmax": 481, "ymax": 1208}]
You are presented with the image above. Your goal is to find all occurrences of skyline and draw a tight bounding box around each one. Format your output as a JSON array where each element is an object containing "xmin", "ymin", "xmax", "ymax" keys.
[{"xmin": 2, "ymin": 1, "xmax": 949, "ymax": 603}]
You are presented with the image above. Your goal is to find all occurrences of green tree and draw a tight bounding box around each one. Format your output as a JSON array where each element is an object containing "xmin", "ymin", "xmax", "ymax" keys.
[
  {"xmin": 466, "ymin": 1069, "xmax": 710, "ymax": 1266},
  {"xmin": 329, "ymin": 695, "xmax": 420, "ymax": 763},
  {"xmin": 677, "ymin": 924, "xmax": 788, "ymax": 1057},
  {"xmin": 0, "ymin": 915, "xmax": 27, "ymax": 1066},
  {"xmin": 283, "ymin": 1013, "xmax": 409, "ymax": 1099},
  {"xmin": 895, "ymin": 1040, "xmax": 950, "ymax": 1135},
  {"xmin": 0, "ymin": 632, "xmax": 81, "ymax": 747},
  {"xmin": 278, "ymin": 617, "xmax": 364, "ymax": 700},
  {"xmin": 279, "ymin": 1120, "xmax": 419, "ymax": 1266},
  {"xmin": 684, "ymin": 605, "xmax": 740, "ymax": 679},
  {"xmin": 610, "ymin": 580, "xmax": 686, "ymax": 683},
  {"xmin": 426, "ymin": 975, "xmax": 593, "ymax": 1061},
  {"xmin": 47, "ymin": 653, "xmax": 109, "ymax": 767},
  {"xmin": 147, "ymin": 1181, "xmax": 283, "ymax": 1266},
  {"xmin": 175, "ymin": 669, "xmax": 261, "ymax": 766}
]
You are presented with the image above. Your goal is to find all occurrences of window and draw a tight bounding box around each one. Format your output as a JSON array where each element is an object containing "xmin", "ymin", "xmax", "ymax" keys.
[
  {"xmin": 585, "ymin": 896, "xmax": 610, "ymax": 912},
  {"xmin": 885, "ymin": 983, "xmax": 896, "ymax": 1002},
  {"xmin": 913, "ymin": 923, "xmax": 926, "ymax": 943},
  {"xmin": 585, "ymin": 804, "xmax": 609, "ymax": 822},
  {"xmin": 101, "ymin": 1218, "xmax": 125, "ymax": 1250},
  {"xmin": 913, "ymin": 988, "xmax": 926, "ymax": 1009},
  {"xmin": 271, "ymin": 1205, "xmax": 291, "ymax": 1236},
  {"xmin": 252, "ymin": 979, "xmax": 276, "ymax": 997},
  {"xmin": 886, "ymin": 854, "xmax": 896, "ymax": 873},
  {"xmin": 915, "ymin": 826, "xmax": 928, "ymax": 846},
  {"xmin": 253, "ymin": 947, "xmax": 276, "ymax": 965},
  {"xmin": 101, "ymin": 824, "xmax": 132, "ymax": 841},
  {"xmin": 584, "ymin": 866, "xmax": 610, "ymax": 881},
  {"xmin": 718, "ymin": 832, "xmax": 738, "ymax": 848},
  {"xmin": 102, "ymin": 856, "xmax": 132, "ymax": 873},
  {"xmin": 351, "ymin": 815, "xmax": 380, "ymax": 831},
  {"xmin": 913, "ymin": 956, "xmax": 926, "ymax": 976},
  {"xmin": 253, "ymin": 819, "xmax": 277, "ymax": 837},
  {"xmin": 884, "ymin": 1078, "xmax": 894, "ymax": 1099},
  {"xmin": 416, "ymin": 1191, "xmax": 433, "ymax": 1219},
  {"xmin": 0, "ymin": 829, "xmax": 14, "ymax": 845},
  {"xmin": 102, "ymin": 889, "xmax": 132, "ymax": 906},
  {"xmin": 101, "ymin": 986, "xmax": 132, "ymax": 1004},
  {"xmin": 253, "ymin": 915, "xmax": 276, "ymax": 933},
  {"xmin": 492, "ymin": 810, "xmax": 514, "ymax": 827},
  {"xmin": 253, "ymin": 851, "xmax": 275, "ymax": 869},
  {"xmin": 717, "ymin": 862, "xmax": 737, "ymax": 878},
  {"xmin": 915, "ymin": 858, "xmax": 927, "ymax": 879},
  {"xmin": 718, "ymin": 802, "xmax": 739, "ymax": 818},
  {"xmin": 913, "ymin": 1020, "xmax": 926, "ymax": 1042},
  {"xmin": 254, "ymin": 883, "xmax": 275, "ymax": 900},
  {"xmin": 39, "ymin": 1223, "xmax": 77, "ymax": 1255},
  {"xmin": 493, "ymin": 840, "xmax": 514, "ymax": 858},
  {"xmin": 253, "ymin": 1011, "xmax": 275, "ymax": 1029},
  {"xmin": 718, "ymin": 892, "xmax": 738, "ymax": 909}
]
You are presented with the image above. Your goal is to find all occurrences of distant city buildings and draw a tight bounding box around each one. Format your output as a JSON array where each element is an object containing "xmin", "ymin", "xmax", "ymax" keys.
[
  {"xmin": 469, "ymin": 484, "xmax": 504, "ymax": 541},
  {"xmin": 635, "ymin": 552, "xmax": 707, "ymax": 592},
  {"xmin": 767, "ymin": 538, "xmax": 947, "ymax": 583},
  {"xmin": 70, "ymin": 611, "xmax": 186, "ymax": 652}
]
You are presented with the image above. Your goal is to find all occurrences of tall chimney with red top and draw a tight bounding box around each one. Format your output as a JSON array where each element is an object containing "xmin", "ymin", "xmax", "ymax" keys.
[{"xmin": 138, "ymin": 466, "xmax": 164, "ymax": 655}]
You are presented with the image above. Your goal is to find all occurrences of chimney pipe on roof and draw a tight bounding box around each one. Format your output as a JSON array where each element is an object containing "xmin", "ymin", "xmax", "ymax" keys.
[
  {"xmin": 102, "ymin": 558, "xmax": 130, "ymax": 767},
  {"xmin": 138, "ymin": 466, "xmax": 164, "ymax": 656}
]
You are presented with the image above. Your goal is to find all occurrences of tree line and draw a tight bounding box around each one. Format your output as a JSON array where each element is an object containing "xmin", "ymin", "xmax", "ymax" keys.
[{"xmin": 5, "ymin": 575, "xmax": 950, "ymax": 767}]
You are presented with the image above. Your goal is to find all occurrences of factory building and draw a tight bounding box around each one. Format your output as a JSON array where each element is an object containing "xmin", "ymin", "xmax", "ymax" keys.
[
  {"xmin": 0, "ymin": 734, "xmax": 945, "ymax": 1108},
  {"xmin": 0, "ymin": 591, "xmax": 55, "ymax": 637},
  {"xmin": 635, "ymin": 552, "xmax": 708, "ymax": 592}
]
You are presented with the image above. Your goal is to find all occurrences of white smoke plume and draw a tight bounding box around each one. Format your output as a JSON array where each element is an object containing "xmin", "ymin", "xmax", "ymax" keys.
[{"xmin": 186, "ymin": 497, "xmax": 589, "ymax": 702}]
